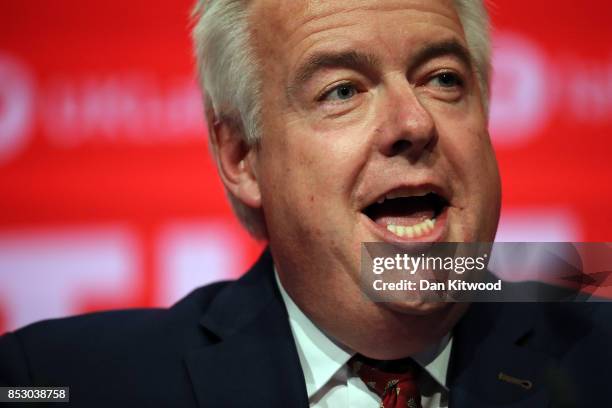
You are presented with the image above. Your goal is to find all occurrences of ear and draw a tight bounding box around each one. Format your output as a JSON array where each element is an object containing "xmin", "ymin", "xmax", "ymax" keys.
[{"xmin": 208, "ymin": 116, "xmax": 262, "ymax": 209}]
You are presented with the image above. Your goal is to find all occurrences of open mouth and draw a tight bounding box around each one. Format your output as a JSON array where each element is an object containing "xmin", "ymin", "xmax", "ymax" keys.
[{"xmin": 362, "ymin": 190, "xmax": 449, "ymax": 239}]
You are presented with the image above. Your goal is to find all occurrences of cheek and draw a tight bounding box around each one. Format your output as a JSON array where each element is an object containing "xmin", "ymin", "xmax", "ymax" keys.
[
  {"xmin": 467, "ymin": 129, "xmax": 501, "ymax": 198},
  {"xmin": 258, "ymin": 135, "xmax": 330, "ymax": 219},
  {"xmin": 436, "ymin": 112, "xmax": 500, "ymax": 207},
  {"xmin": 435, "ymin": 104, "xmax": 494, "ymax": 183},
  {"xmin": 284, "ymin": 115, "xmax": 373, "ymax": 193},
  {"xmin": 440, "ymin": 126, "xmax": 501, "ymax": 239}
]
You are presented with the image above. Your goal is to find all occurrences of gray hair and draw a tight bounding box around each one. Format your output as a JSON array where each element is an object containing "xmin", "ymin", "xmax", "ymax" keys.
[{"xmin": 192, "ymin": 0, "xmax": 492, "ymax": 239}]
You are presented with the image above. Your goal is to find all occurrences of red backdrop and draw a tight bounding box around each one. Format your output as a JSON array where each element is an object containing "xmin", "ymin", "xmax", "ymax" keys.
[{"xmin": 0, "ymin": 0, "xmax": 610, "ymax": 334}]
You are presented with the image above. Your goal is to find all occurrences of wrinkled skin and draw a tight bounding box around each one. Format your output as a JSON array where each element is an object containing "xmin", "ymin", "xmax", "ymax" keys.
[{"xmin": 224, "ymin": 0, "xmax": 501, "ymax": 358}]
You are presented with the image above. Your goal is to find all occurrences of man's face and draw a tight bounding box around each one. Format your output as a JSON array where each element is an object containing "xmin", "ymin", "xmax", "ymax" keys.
[{"xmin": 248, "ymin": 0, "xmax": 500, "ymax": 328}]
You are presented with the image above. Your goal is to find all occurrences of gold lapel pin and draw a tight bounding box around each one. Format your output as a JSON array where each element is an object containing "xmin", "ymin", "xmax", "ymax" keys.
[{"xmin": 498, "ymin": 372, "xmax": 533, "ymax": 390}]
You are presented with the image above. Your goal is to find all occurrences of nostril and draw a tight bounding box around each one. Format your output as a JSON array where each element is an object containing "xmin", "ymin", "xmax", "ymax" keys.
[{"xmin": 390, "ymin": 140, "xmax": 412, "ymax": 156}]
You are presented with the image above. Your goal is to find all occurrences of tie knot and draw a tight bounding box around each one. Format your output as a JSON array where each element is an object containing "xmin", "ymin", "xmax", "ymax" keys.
[{"xmin": 350, "ymin": 355, "xmax": 422, "ymax": 408}]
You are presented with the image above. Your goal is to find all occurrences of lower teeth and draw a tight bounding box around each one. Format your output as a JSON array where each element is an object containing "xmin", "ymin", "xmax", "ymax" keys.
[{"xmin": 386, "ymin": 218, "xmax": 435, "ymax": 238}]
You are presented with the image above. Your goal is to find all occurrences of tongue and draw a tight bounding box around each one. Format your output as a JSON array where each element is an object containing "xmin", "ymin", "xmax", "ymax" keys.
[{"xmin": 368, "ymin": 198, "xmax": 436, "ymax": 227}]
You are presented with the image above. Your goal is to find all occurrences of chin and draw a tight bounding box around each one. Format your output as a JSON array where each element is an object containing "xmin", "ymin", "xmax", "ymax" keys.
[{"xmin": 383, "ymin": 300, "xmax": 452, "ymax": 315}]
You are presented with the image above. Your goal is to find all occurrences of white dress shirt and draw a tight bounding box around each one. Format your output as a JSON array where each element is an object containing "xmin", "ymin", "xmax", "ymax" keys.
[{"xmin": 275, "ymin": 271, "xmax": 451, "ymax": 408}]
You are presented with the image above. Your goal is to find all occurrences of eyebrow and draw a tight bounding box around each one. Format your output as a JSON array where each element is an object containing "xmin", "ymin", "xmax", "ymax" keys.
[
  {"xmin": 289, "ymin": 50, "xmax": 381, "ymax": 94},
  {"xmin": 288, "ymin": 39, "xmax": 474, "ymax": 97},
  {"xmin": 407, "ymin": 39, "xmax": 474, "ymax": 74}
]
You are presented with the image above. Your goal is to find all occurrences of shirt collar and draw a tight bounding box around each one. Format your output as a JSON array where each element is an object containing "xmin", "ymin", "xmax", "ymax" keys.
[
  {"xmin": 274, "ymin": 269, "xmax": 450, "ymax": 397},
  {"xmin": 275, "ymin": 270, "xmax": 353, "ymax": 398}
]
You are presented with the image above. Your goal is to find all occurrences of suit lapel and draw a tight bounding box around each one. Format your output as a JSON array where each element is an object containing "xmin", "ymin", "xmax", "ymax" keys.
[
  {"xmin": 449, "ymin": 302, "xmax": 593, "ymax": 408},
  {"xmin": 448, "ymin": 302, "xmax": 550, "ymax": 408},
  {"xmin": 184, "ymin": 250, "xmax": 309, "ymax": 408}
]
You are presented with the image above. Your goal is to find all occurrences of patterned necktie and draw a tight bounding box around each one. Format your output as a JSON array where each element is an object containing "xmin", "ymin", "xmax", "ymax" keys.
[{"xmin": 350, "ymin": 354, "xmax": 422, "ymax": 408}]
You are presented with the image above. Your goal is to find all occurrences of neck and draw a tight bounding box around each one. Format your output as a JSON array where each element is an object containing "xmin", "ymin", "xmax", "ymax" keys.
[{"xmin": 274, "ymin": 263, "xmax": 466, "ymax": 360}]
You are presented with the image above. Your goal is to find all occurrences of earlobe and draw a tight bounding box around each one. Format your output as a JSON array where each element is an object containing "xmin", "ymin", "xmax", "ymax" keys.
[{"xmin": 210, "ymin": 119, "xmax": 262, "ymax": 209}]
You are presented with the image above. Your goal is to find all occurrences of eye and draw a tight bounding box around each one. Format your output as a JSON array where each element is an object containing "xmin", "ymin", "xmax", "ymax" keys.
[
  {"xmin": 428, "ymin": 72, "xmax": 463, "ymax": 88},
  {"xmin": 320, "ymin": 83, "xmax": 358, "ymax": 102}
]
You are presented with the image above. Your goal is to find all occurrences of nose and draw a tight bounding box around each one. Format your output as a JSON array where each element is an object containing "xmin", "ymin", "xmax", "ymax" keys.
[{"xmin": 377, "ymin": 82, "xmax": 436, "ymax": 159}]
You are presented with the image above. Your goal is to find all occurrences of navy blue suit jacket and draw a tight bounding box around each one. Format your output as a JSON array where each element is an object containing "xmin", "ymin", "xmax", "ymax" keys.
[{"xmin": 1, "ymin": 250, "xmax": 611, "ymax": 407}]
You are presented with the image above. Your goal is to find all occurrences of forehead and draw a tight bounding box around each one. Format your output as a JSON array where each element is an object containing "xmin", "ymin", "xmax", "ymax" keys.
[{"xmin": 249, "ymin": 0, "xmax": 464, "ymax": 55}]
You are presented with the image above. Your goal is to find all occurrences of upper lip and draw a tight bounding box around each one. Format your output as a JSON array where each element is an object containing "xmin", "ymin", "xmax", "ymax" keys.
[{"xmin": 359, "ymin": 182, "xmax": 451, "ymax": 212}]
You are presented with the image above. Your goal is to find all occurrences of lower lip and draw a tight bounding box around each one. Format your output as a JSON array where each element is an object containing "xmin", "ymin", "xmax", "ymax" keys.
[{"xmin": 361, "ymin": 207, "xmax": 449, "ymax": 243}]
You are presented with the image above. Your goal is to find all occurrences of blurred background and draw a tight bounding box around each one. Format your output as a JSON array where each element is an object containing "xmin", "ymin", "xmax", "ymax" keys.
[{"xmin": 0, "ymin": 0, "xmax": 610, "ymax": 334}]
